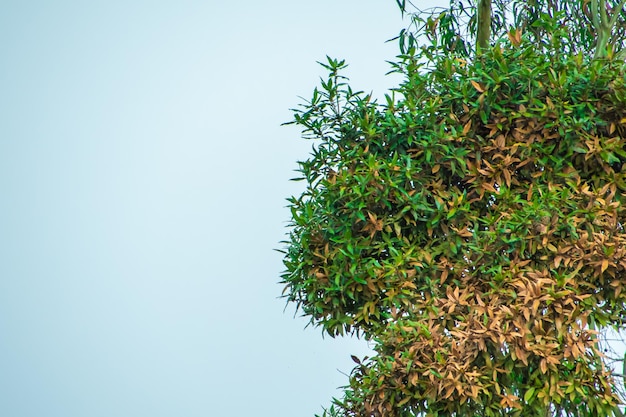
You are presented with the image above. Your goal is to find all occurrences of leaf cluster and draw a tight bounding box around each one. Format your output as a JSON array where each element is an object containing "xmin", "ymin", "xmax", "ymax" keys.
[
  {"xmin": 282, "ymin": 31, "xmax": 626, "ymax": 417},
  {"xmin": 393, "ymin": 0, "xmax": 626, "ymax": 59}
]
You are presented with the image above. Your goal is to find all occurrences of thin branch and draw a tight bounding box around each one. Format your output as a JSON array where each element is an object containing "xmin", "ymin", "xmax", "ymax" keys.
[
  {"xmin": 592, "ymin": 0, "xmax": 601, "ymax": 28},
  {"xmin": 609, "ymin": 0, "xmax": 626, "ymax": 28},
  {"xmin": 601, "ymin": 0, "xmax": 610, "ymax": 27}
]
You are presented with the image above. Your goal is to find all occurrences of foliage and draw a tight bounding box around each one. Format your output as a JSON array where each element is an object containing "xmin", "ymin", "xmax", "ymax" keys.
[
  {"xmin": 393, "ymin": 0, "xmax": 626, "ymax": 58},
  {"xmin": 281, "ymin": 3, "xmax": 626, "ymax": 417}
]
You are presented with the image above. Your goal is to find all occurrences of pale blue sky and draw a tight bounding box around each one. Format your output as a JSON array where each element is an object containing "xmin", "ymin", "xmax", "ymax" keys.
[{"xmin": 0, "ymin": 1, "xmax": 444, "ymax": 416}]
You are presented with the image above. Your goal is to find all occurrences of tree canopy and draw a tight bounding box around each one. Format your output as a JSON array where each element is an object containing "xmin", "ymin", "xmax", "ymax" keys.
[
  {"xmin": 281, "ymin": 1, "xmax": 626, "ymax": 416},
  {"xmin": 393, "ymin": 0, "xmax": 626, "ymax": 58}
]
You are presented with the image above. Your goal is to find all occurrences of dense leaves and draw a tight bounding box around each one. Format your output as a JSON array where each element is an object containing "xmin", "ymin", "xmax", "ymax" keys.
[
  {"xmin": 394, "ymin": 0, "xmax": 626, "ymax": 58},
  {"xmin": 282, "ymin": 6, "xmax": 626, "ymax": 417}
]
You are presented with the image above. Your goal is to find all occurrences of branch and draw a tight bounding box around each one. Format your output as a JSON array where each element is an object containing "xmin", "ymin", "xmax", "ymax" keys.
[
  {"xmin": 476, "ymin": 0, "xmax": 491, "ymax": 52},
  {"xmin": 609, "ymin": 0, "xmax": 626, "ymax": 28},
  {"xmin": 600, "ymin": 0, "xmax": 610, "ymax": 27},
  {"xmin": 592, "ymin": 0, "xmax": 601, "ymax": 28}
]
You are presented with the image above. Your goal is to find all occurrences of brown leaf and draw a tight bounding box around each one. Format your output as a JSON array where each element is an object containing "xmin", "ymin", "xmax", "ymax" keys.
[
  {"xmin": 502, "ymin": 169, "xmax": 511, "ymax": 187},
  {"xmin": 482, "ymin": 182, "xmax": 497, "ymax": 193},
  {"xmin": 495, "ymin": 134, "xmax": 506, "ymax": 148}
]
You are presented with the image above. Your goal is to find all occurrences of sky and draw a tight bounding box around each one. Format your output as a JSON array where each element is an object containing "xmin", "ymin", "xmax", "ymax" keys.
[{"xmin": 0, "ymin": 1, "xmax": 445, "ymax": 416}]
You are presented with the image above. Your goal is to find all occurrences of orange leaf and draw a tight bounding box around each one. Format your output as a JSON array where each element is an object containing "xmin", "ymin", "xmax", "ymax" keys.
[
  {"xmin": 462, "ymin": 120, "xmax": 472, "ymax": 135},
  {"xmin": 440, "ymin": 268, "xmax": 449, "ymax": 284},
  {"xmin": 507, "ymin": 29, "xmax": 522, "ymax": 46},
  {"xmin": 471, "ymin": 80, "xmax": 485, "ymax": 93},
  {"xmin": 601, "ymin": 259, "xmax": 609, "ymax": 273}
]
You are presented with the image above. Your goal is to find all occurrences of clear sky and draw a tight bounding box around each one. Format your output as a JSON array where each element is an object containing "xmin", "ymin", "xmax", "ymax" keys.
[{"xmin": 0, "ymin": 1, "xmax": 444, "ymax": 416}]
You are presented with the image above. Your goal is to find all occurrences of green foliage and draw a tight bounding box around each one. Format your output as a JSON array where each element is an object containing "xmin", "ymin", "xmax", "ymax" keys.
[
  {"xmin": 282, "ymin": 3, "xmax": 626, "ymax": 417},
  {"xmin": 393, "ymin": 0, "xmax": 626, "ymax": 59}
]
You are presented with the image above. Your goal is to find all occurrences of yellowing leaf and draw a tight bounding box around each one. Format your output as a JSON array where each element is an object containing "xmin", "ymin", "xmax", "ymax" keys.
[
  {"xmin": 524, "ymin": 387, "xmax": 536, "ymax": 402},
  {"xmin": 398, "ymin": 396, "xmax": 411, "ymax": 406},
  {"xmin": 503, "ymin": 169, "xmax": 512, "ymax": 187},
  {"xmin": 471, "ymin": 80, "xmax": 485, "ymax": 93},
  {"xmin": 462, "ymin": 120, "xmax": 472, "ymax": 135},
  {"xmin": 601, "ymin": 259, "xmax": 609, "ymax": 273},
  {"xmin": 507, "ymin": 28, "xmax": 522, "ymax": 46}
]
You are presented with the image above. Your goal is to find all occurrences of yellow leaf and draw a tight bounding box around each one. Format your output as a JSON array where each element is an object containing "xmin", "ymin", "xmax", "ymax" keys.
[
  {"xmin": 439, "ymin": 268, "xmax": 449, "ymax": 284},
  {"xmin": 507, "ymin": 28, "xmax": 523, "ymax": 46},
  {"xmin": 398, "ymin": 396, "xmax": 411, "ymax": 406},
  {"xmin": 507, "ymin": 30, "xmax": 521, "ymax": 46},
  {"xmin": 601, "ymin": 259, "xmax": 609, "ymax": 273},
  {"xmin": 462, "ymin": 120, "xmax": 472, "ymax": 135},
  {"xmin": 471, "ymin": 80, "xmax": 485, "ymax": 93}
]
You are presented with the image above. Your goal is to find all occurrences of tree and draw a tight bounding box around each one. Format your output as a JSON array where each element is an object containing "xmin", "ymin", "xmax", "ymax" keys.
[{"xmin": 281, "ymin": 1, "xmax": 626, "ymax": 416}]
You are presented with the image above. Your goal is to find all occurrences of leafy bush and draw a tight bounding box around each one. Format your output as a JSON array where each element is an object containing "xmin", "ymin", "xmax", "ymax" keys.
[{"xmin": 282, "ymin": 14, "xmax": 626, "ymax": 417}]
